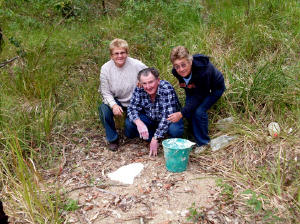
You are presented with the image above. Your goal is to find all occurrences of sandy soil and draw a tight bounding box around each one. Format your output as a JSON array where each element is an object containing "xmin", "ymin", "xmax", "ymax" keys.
[{"xmin": 53, "ymin": 133, "xmax": 217, "ymax": 224}]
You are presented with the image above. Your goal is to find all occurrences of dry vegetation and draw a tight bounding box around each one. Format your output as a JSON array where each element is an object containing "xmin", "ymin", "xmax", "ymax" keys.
[{"xmin": 0, "ymin": 0, "xmax": 299, "ymax": 223}]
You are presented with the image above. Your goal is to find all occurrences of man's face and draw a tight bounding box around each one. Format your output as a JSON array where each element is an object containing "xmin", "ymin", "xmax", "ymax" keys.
[
  {"xmin": 140, "ymin": 73, "xmax": 160, "ymax": 98},
  {"xmin": 173, "ymin": 58, "xmax": 192, "ymax": 78},
  {"xmin": 111, "ymin": 47, "xmax": 128, "ymax": 67}
]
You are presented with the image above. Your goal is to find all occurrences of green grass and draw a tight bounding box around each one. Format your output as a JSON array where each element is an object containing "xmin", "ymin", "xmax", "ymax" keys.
[{"xmin": 0, "ymin": 0, "xmax": 299, "ymax": 222}]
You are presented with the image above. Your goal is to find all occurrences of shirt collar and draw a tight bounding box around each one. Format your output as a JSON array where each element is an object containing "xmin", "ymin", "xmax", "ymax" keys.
[{"xmin": 156, "ymin": 80, "xmax": 164, "ymax": 96}]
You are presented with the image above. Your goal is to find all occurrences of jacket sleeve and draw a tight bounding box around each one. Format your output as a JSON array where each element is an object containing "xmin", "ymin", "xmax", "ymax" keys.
[
  {"xmin": 181, "ymin": 95, "xmax": 202, "ymax": 118},
  {"xmin": 198, "ymin": 64, "xmax": 226, "ymax": 111},
  {"xmin": 180, "ymin": 63, "xmax": 225, "ymax": 117}
]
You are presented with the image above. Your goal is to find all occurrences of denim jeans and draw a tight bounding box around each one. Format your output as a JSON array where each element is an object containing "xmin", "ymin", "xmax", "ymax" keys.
[
  {"xmin": 124, "ymin": 113, "xmax": 184, "ymax": 141},
  {"xmin": 188, "ymin": 88, "xmax": 225, "ymax": 146},
  {"xmin": 98, "ymin": 100, "xmax": 126, "ymax": 143}
]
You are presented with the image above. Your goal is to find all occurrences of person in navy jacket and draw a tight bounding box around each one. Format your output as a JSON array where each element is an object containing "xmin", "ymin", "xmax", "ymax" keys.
[{"xmin": 167, "ymin": 46, "xmax": 225, "ymax": 147}]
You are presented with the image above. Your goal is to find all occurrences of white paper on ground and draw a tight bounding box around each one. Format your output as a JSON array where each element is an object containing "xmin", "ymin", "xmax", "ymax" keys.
[{"xmin": 107, "ymin": 163, "xmax": 144, "ymax": 185}]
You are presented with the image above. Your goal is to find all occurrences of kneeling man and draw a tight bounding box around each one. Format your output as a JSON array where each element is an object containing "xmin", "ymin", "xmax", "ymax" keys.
[{"xmin": 125, "ymin": 67, "xmax": 184, "ymax": 157}]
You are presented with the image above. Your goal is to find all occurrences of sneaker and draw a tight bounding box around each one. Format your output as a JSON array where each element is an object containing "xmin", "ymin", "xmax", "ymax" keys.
[
  {"xmin": 108, "ymin": 139, "xmax": 119, "ymax": 151},
  {"xmin": 194, "ymin": 144, "xmax": 210, "ymax": 154}
]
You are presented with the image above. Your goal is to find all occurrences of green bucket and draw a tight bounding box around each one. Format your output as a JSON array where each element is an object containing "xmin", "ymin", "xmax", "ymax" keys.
[{"xmin": 162, "ymin": 138, "xmax": 196, "ymax": 173}]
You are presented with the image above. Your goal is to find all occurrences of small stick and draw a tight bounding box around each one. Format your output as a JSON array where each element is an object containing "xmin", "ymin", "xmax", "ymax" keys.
[
  {"xmin": 66, "ymin": 184, "xmax": 122, "ymax": 196},
  {"xmin": 0, "ymin": 56, "xmax": 19, "ymax": 68}
]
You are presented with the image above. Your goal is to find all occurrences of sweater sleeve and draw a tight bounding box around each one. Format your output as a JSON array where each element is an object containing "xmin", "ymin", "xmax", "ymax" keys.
[{"xmin": 99, "ymin": 66, "xmax": 117, "ymax": 108}]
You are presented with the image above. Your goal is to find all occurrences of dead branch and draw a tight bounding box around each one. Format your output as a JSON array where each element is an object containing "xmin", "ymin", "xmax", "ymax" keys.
[
  {"xmin": 66, "ymin": 184, "xmax": 123, "ymax": 196},
  {"xmin": 0, "ymin": 56, "xmax": 19, "ymax": 68}
]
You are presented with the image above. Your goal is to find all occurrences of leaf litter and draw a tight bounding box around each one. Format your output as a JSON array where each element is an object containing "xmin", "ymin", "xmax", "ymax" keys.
[{"xmin": 43, "ymin": 123, "xmax": 299, "ymax": 223}]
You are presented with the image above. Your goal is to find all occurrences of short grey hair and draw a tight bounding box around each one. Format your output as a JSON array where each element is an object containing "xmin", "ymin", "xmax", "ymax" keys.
[
  {"xmin": 137, "ymin": 67, "xmax": 159, "ymax": 81},
  {"xmin": 170, "ymin": 46, "xmax": 193, "ymax": 63}
]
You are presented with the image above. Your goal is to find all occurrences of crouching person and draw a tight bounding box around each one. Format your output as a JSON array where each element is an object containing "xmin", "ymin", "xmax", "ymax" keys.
[
  {"xmin": 98, "ymin": 38, "xmax": 147, "ymax": 151},
  {"xmin": 125, "ymin": 67, "xmax": 184, "ymax": 157},
  {"xmin": 168, "ymin": 46, "xmax": 226, "ymax": 147}
]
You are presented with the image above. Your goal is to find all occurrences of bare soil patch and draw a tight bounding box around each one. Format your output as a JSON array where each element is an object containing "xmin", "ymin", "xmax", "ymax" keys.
[{"xmin": 47, "ymin": 126, "xmax": 218, "ymax": 224}]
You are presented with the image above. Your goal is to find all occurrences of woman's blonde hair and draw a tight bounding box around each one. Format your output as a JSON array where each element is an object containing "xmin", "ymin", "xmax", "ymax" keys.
[
  {"xmin": 109, "ymin": 38, "xmax": 129, "ymax": 54},
  {"xmin": 170, "ymin": 46, "xmax": 193, "ymax": 63}
]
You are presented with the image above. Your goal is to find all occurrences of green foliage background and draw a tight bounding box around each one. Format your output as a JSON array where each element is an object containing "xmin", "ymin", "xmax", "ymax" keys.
[{"xmin": 0, "ymin": 0, "xmax": 299, "ymax": 222}]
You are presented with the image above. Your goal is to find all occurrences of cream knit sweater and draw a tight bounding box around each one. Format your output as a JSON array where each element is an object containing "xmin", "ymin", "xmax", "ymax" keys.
[{"xmin": 99, "ymin": 57, "xmax": 146, "ymax": 108}]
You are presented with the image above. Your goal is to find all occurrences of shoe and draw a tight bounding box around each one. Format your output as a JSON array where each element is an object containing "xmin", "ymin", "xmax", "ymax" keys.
[
  {"xmin": 108, "ymin": 139, "xmax": 119, "ymax": 151},
  {"xmin": 194, "ymin": 144, "xmax": 210, "ymax": 154}
]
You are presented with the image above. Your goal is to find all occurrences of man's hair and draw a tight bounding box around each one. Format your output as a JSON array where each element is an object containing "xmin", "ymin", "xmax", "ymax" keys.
[
  {"xmin": 137, "ymin": 67, "xmax": 159, "ymax": 82},
  {"xmin": 170, "ymin": 46, "xmax": 193, "ymax": 63},
  {"xmin": 109, "ymin": 38, "xmax": 129, "ymax": 54}
]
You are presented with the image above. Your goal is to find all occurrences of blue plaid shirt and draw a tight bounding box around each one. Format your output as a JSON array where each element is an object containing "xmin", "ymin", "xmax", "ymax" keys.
[{"xmin": 128, "ymin": 80, "xmax": 181, "ymax": 138}]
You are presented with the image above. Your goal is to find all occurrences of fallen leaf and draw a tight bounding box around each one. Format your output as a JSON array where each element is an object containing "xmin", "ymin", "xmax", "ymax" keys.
[
  {"xmin": 134, "ymin": 158, "xmax": 146, "ymax": 163},
  {"xmin": 157, "ymin": 221, "xmax": 171, "ymax": 224},
  {"xmin": 163, "ymin": 183, "xmax": 172, "ymax": 190},
  {"xmin": 83, "ymin": 205, "xmax": 94, "ymax": 211}
]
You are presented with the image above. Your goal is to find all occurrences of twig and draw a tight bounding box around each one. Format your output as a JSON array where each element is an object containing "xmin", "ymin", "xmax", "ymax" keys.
[
  {"xmin": 120, "ymin": 214, "xmax": 152, "ymax": 222},
  {"xmin": 0, "ymin": 56, "xmax": 19, "ymax": 68},
  {"xmin": 90, "ymin": 211, "xmax": 110, "ymax": 223},
  {"xmin": 75, "ymin": 210, "xmax": 90, "ymax": 224},
  {"xmin": 44, "ymin": 145, "xmax": 66, "ymax": 176},
  {"xmin": 120, "ymin": 200, "xmax": 154, "ymax": 222},
  {"xmin": 66, "ymin": 184, "xmax": 122, "ymax": 196},
  {"xmin": 57, "ymin": 145, "xmax": 67, "ymax": 176}
]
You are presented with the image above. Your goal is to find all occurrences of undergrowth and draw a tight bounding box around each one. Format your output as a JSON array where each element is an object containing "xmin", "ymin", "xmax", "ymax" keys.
[{"xmin": 0, "ymin": 0, "xmax": 299, "ymax": 222}]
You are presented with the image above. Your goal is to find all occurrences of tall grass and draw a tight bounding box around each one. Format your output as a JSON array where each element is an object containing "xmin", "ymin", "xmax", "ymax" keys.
[
  {"xmin": 0, "ymin": 0, "xmax": 299, "ymax": 222},
  {"xmin": 0, "ymin": 134, "xmax": 62, "ymax": 223}
]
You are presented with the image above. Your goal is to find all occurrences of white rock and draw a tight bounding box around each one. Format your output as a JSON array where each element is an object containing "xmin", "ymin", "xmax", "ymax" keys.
[
  {"xmin": 268, "ymin": 122, "xmax": 280, "ymax": 137},
  {"xmin": 210, "ymin": 135, "xmax": 237, "ymax": 151},
  {"xmin": 107, "ymin": 163, "xmax": 144, "ymax": 185},
  {"xmin": 180, "ymin": 210, "xmax": 189, "ymax": 217},
  {"xmin": 165, "ymin": 210, "xmax": 173, "ymax": 215},
  {"xmin": 216, "ymin": 116, "xmax": 235, "ymax": 131}
]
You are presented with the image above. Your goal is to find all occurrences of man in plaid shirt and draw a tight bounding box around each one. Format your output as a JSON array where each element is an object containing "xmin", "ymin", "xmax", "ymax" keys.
[{"xmin": 125, "ymin": 67, "xmax": 184, "ymax": 156}]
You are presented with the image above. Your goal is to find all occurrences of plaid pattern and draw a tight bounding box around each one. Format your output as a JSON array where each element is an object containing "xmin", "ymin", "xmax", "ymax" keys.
[{"xmin": 128, "ymin": 80, "xmax": 181, "ymax": 138}]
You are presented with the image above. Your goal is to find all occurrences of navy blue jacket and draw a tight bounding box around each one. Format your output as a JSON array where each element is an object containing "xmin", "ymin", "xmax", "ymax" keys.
[{"xmin": 172, "ymin": 54, "xmax": 225, "ymax": 118}]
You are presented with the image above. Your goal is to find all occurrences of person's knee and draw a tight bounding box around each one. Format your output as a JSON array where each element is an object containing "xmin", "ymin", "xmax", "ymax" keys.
[
  {"xmin": 124, "ymin": 118, "xmax": 137, "ymax": 138},
  {"xmin": 194, "ymin": 107, "xmax": 207, "ymax": 119},
  {"xmin": 99, "ymin": 103, "xmax": 112, "ymax": 119},
  {"xmin": 168, "ymin": 122, "xmax": 184, "ymax": 138}
]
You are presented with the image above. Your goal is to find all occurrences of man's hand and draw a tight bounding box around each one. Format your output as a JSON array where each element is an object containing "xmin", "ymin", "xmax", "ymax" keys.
[
  {"xmin": 167, "ymin": 112, "xmax": 183, "ymax": 123},
  {"xmin": 135, "ymin": 119, "xmax": 149, "ymax": 140},
  {"xmin": 112, "ymin": 104, "xmax": 123, "ymax": 116},
  {"xmin": 149, "ymin": 137, "xmax": 159, "ymax": 157}
]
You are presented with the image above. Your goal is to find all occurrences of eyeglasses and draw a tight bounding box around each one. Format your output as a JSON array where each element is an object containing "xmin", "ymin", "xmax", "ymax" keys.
[
  {"xmin": 174, "ymin": 63, "xmax": 188, "ymax": 70},
  {"xmin": 112, "ymin": 51, "xmax": 127, "ymax": 56}
]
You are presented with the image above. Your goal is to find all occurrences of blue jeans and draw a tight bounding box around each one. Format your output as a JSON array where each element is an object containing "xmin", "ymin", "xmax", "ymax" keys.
[
  {"xmin": 98, "ymin": 100, "xmax": 126, "ymax": 143},
  {"xmin": 124, "ymin": 113, "xmax": 184, "ymax": 141},
  {"xmin": 188, "ymin": 88, "xmax": 225, "ymax": 146}
]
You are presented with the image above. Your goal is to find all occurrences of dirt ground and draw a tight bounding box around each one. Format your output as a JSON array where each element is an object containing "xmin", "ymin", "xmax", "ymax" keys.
[{"xmin": 50, "ymin": 128, "xmax": 219, "ymax": 224}]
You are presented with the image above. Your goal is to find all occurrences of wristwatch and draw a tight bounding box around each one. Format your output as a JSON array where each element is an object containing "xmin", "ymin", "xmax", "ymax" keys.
[{"xmin": 153, "ymin": 136, "xmax": 159, "ymax": 140}]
